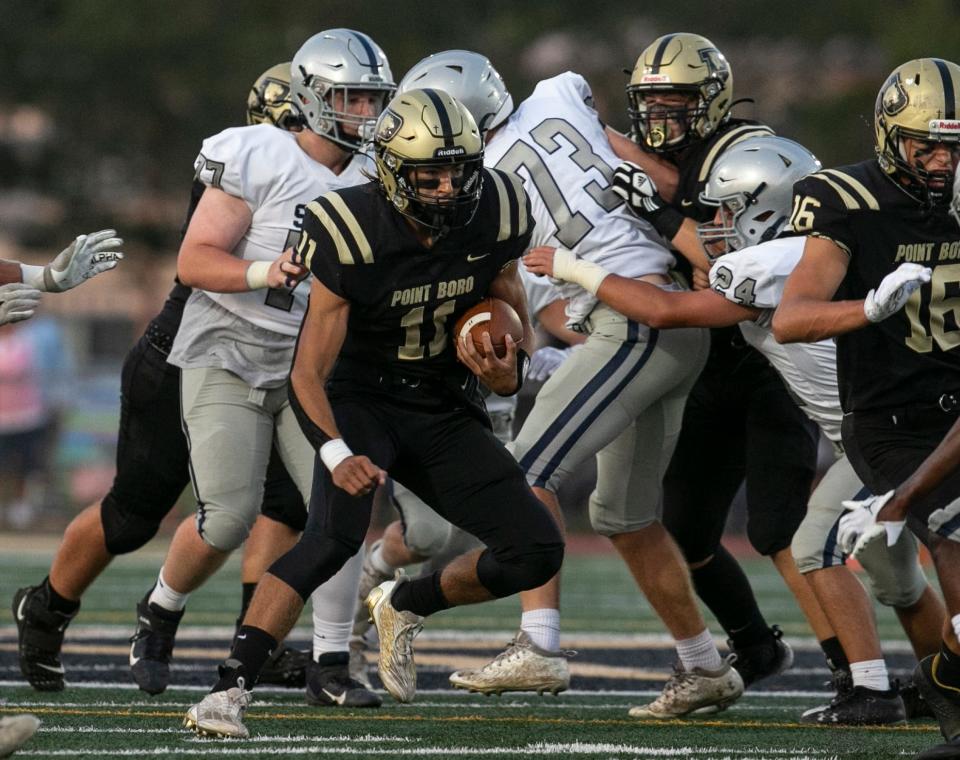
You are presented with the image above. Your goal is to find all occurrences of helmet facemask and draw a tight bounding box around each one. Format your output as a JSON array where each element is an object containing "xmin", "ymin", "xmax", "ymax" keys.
[
  {"xmin": 883, "ymin": 129, "xmax": 960, "ymax": 208},
  {"xmin": 627, "ymin": 85, "xmax": 715, "ymax": 152},
  {"xmin": 951, "ymin": 165, "xmax": 960, "ymax": 226},
  {"xmin": 697, "ymin": 188, "xmax": 782, "ymax": 258},
  {"xmin": 298, "ymin": 76, "xmax": 394, "ymax": 151}
]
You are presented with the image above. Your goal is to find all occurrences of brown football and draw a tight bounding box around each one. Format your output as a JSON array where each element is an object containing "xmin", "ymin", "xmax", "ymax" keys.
[{"xmin": 454, "ymin": 297, "xmax": 524, "ymax": 358}]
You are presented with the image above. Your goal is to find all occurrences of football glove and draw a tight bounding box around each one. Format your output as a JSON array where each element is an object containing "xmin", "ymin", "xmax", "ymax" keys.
[
  {"xmin": 22, "ymin": 229, "xmax": 123, "ymax": 293},
  {"xmin": 611, "ymin": 161, "xmax": 685, "ymax": 240},
  {"xmin": 838, "ymin": 490, "xmax": 905, "ymax": 558},
  {"xmin": 0, "ymin": 283, "xmax": 41, "ymax": 325},
  {"xmin": 528, "ymin": 345, "xmax": 575, "ymax": 382},
  {"xmin": 863, "ymin": 263, "xmax": 931, "ymax": 323}
]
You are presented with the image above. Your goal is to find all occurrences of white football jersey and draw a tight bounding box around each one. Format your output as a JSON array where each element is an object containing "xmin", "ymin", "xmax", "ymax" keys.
[
  {"xmin": 191, "ymin": 124, "xmax": 371, "ymax": 336},
  {"xmin": 709, "ymin": 237, "xmax": 842, "ymax": 441},
  {"xmin": 484, "ymin": 72, "xmax": 674, "ymax": 325}
]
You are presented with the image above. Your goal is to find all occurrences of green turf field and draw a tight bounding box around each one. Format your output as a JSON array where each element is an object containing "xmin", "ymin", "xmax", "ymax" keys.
[{"xmin": 0, "ymin": 537, "xmax": 945, "ymax": 759}]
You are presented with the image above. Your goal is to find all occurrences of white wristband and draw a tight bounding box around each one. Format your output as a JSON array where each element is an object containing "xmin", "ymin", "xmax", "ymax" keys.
[
  {"xmin": 19, "ymin": 264, "xmax": 47, "ymax": 292},
  {"xmin": 320, "ymin": 438, "xmax": 354, "ymax": 473},
  {"xmin": 245, "ymin": 260, "xmax": 271, "ymax": 290},
  {"xmin": 551, "ymin": 248, "xmax": 610, "ymax": 296}
]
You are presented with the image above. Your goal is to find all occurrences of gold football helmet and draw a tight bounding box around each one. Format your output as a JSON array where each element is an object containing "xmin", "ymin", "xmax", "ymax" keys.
[
  {"xmin": 246, "ymin": 62, "xmax": 302, "ymax": 130},
  {"xmin": 626, "ymin": 32, "xmax": 733, "ymax": 152},
  {"xmin": 875, "ymin": 57, "xmax": 960, "ymax": 206},
  {"xmin": 374, "ymin": 88, "xmax": 483, "ymax": 231}
]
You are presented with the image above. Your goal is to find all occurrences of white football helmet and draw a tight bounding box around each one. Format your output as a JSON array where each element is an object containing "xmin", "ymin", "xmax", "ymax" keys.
[
  {"xmin": 697, "ymin": 136, "xmax": 821, "ymax": 255},
  {"xmin": 290, "ymin": 29, "xmax": 395, "ymax": 151},
  {"xmin": 398, "ymin": 50, "xmax": 513, "ymax": 134}
]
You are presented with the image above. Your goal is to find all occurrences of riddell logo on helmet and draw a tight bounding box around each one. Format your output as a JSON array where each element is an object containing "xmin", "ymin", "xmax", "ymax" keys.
[
  {"xmin": 641, "ymin": 74, "xmax": 671, "ymax": 84},
  {"xmin": 434, "ymin": 146, "xmax": 466, "ymax": 158},
  {"xmin": 930, "ymin": 119, "xmax": 960, "ymax": 137}
]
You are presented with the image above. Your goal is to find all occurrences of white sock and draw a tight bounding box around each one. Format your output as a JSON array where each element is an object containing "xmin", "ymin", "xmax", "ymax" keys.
[
  {"xmin": 850, "ymin": 659, "xmax": 890, "ymax": 691},
  {"xmin": 952, "ymin": 613, "xmax": 960, "ymax": 642},
  {"xmin": 368, "ymin": 542, "xmax": 394, "ymax": 576},
  {"xmin": 521, "ymin": 608, "xmax": 561, "ymax": 652},
  {"xmin": 148, "ymin": 568, "xmax": 189, "ymax": 612},
  {"xmin": 311, "ymin": 551, "xmax": 363, "ymax": 657},
  {"xmin": 676, "ymin": 629, "xmax": 723, "ymax": 672}
]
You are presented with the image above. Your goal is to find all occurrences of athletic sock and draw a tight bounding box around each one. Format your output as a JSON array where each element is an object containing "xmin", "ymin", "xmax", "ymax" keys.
[
  {"xmin": 690, "ymin": 545, "xmax": 769, "ymax": 648},
  {"xmin": 43, "ymin": 577, "xmax": 80, "ymax": 615},
  {"xmin": 390, "ymin": 571, "xmax": 448, "ymax": 617},
  {"xmin": 820, "ymin": 636, "xmax": 850, "ymax": 673},
  {"xmin": 935, "ymin": 642, "xmax": 960, "ymax": 690},
  {"xmin": 521, "ymin": 608, "xmax": 561, "ymax": 652},
  {"xmin": 312, "ymin": 617, "xmax": 352, "ymax": 659},
  {"xmin": 214, "ymin": 625, "xmax": 277, "ymax": 689},
  {"xmin": 850, "ymin": 659, "xmax": 890, "ymax": 691},
  {"xmin": 676, "ymin": 629, "xmax": 724, "ymax": 672},
  {"xmin": 368, "ymin": 542, "xmax": 394, "ymax": 576},
  {"xmin": 148, "ymin": 568, "xmax": 189, "ymax": 613}
]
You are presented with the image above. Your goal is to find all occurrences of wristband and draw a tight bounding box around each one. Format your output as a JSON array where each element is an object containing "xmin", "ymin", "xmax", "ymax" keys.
[
  {"xmin": 20, "ymin": 264, "xmax": 59, "ymax": 293},
  {"xmin": 320, "ymin": 438, "xmax": 354, "ymax": 473},
  {"xmin": 501, "ymin": 348, "xmax": 530, "ymax": 397},
  {"xmin": 552, "ymin": 248, "xmax": 610, "ymax": 295},
  {"xmin": 245, "ymin": 260, "xmax": 271, "ymax": 290},
  {"xmin": 648, "ymin": 206, "xmax": 685, "ymax": 242}
]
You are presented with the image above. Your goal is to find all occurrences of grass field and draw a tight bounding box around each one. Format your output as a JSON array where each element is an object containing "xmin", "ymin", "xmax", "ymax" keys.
[{"xmin": 0, "ymin": 535, "xmax": 945, "ymax": 759}]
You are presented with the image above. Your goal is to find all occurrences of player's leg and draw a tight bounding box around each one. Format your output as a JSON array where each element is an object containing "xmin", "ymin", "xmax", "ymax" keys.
[
  {"xmin": 14, "ymin": 335, "xmax": 189, "ymax": 692},
  {"xmin": 130, "ymin": 367, "xmax": 274, "ymax": 694}
]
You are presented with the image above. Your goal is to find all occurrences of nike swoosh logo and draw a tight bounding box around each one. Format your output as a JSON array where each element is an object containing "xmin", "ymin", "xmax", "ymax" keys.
[
  {"xmin": 466, "ymin": 253, "xmax": 490, "ymax": 262},
  {"xmin": 36, "ymin": 662, "xmax": 65, "ymax": 674},
  {"xmin": 130, "ymin": 651, "xmax": 141, "ymax": 667},
  {"xmin": 16, "ymin": 596, "xmax": 27, "ymax": 622},
  {"xmin": 680, "ymin": 199, "xmax": 694, "ymax": 207},
  {"xmin": 322, "ymin": 688, "xmax": 347, "ymax": 705},
  {"xmin": 236, "ymin": 634, "xmax": 247, "ymax": 640}
]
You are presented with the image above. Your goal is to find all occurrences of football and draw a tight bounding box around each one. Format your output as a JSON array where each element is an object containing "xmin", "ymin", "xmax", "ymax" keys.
[{"xmin": 454, "ymin": 297, "xmax": 524, "ymax": 358}]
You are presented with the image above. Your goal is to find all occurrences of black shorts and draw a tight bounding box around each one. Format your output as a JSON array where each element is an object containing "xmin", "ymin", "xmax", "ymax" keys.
[
  {"xmin": 662, "ymin": 341, "xmax": 819, "ymax": 560},
  {"xmin": 842, "ymin": 404, "xmax": 960, "ymax": 540}
]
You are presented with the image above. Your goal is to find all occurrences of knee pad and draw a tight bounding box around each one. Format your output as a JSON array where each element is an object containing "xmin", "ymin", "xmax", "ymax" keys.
[
  {"xmin": 476, "ymin": 540, "xmax": 565, "ymax": 598},
  {"xmin": 101, "ymin": 492, "xmax": 165, "ymax": 555},
  {"xmin": 393, "ymin": 485, "xmax": 454, "ymax": 558},
  {"xmin": 196, "ymin": 506, "xmax": 251, "ymax": 552},
  {"xmin": 858, "ymin": 534, "xmax": 927, "ymax": 609},
  {"xmin": 270, "ymin": 532, "xmax": 360, "ymax": 601}
]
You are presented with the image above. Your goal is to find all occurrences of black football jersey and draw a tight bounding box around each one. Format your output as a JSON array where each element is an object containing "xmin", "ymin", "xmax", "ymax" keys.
[
  {"xmin": 301, "ymin": 168, "xmax": 533, "ymax": 385},
  {"xmin": 791, "ymin": 159, "xmax": 960, "ymax": 412},
  {"xmin": 152, "ymin": 179, "xmax": 205, "ymax": 336}
]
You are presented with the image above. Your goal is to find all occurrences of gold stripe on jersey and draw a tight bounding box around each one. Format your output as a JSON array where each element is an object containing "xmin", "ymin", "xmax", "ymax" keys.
[
  {"xmin": 325, "ymin": 193, "xmax": 374, "ymax": 264},
  {"xmin": 698, "ymin": 125, "xmax": 776, "ymax": 183},
  {"xmin": 305, "ymin": 197, "xmax": 372, "ymax": 266},
  {"xmin": 486, "ymin": 170, "xmax": 513, "ymax": 242},
  {"xmin": 504, "ymin": 171, "xmax": 529, "ymax": 236},
  {"xmin": 820, "ymin": 169, "xmax": 880, "ymax": 211}
]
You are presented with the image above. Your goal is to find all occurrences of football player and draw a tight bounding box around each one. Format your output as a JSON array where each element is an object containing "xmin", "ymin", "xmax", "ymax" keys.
[
  {"xmin": 11, "ymin": 64, "xmax": 314, "ymax": 695},
  {"xmin": 773, "ymin": 58, "xmax": 960, "ymax": 760},
  {"xmin": 125, "ymin": 30, "xmax": 397, "ymax": 708},
  {"xmin": 526, "ymin": 135, "xmax": 945, "ymax": 725},
  {"xmin": 609, "ymin": 32, "xmax": 830, "ymax": 690},
  {"xmin": 183, "ymin": 87, "xmax": 565, "ymax": 738}
]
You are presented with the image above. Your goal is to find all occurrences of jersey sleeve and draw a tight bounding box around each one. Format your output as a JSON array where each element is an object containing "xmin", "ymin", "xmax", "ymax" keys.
[
  {"xmin": 789, "ymin": 172, "xmax": 859, "ymax": 255},
  {"xmin": 484, "ymin": 168, "xmax": 535, "ymax": 266},
  {"xmin": 192, "ymin": 126, "xmax": 273, "ymax": 210},
  {"xmin": 299, "ymin": 193, "xmax": 350, "ymax": 299},
  {"xmin": 709, "ymin": 249, "xmax": 783, "ymax": 310}
]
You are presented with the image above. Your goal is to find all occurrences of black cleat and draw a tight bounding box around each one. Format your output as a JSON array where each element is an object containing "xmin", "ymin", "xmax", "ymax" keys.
[
  {"xmin": 129, "ymin": 593, "xmax": 183, "ymax": 695},
  {"xmin": 12, "ymin": 585, "xmax": 76, "ymax": 692},
  {"xmin": 800, "ymin": 685, "xmax": 906, "ymax": 725},
  {"xmin": 915, "ymin": 655, "xmax": 960, "ymax": 741},
  {"xmin": 257, "ymin": 645, "xmax": 310, "ymax": 688},
  {"xmin": 916, "ymin": 736, "xmax": 960, "ymax": 759},
  {"xmin": 305, "ymin": 652, "xmax": 382, "ymax": 708},
  {"xmin": 900, "ymin": 679, "xmax": 937, "ymax": 720},
  {"xmin": 728, "ymin": 625, "xmax": 794, "ymax": 688}
]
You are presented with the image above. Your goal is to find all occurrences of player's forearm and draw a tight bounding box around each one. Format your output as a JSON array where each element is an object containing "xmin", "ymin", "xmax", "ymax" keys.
[
  {"xmin": 771, "ymin": 298, "xmax": 869, "ymax": 343},
  {"xmin": 0, "ymin": 260, "xmax": 23, "ymax": 285},
  {"xmin": 595, "ymin": 276, "xmax": 688, "ymax": 328},
  {"xmin": 177, "ymin": 244, "xmax": 267, "ymax": 293},
  {"xmin": 894, "ymin": 416, "xmax": 960, "ymax": 508},
  {"xmin": 667, "ymin": 219, "xmax": 711, "ymax": 272}
]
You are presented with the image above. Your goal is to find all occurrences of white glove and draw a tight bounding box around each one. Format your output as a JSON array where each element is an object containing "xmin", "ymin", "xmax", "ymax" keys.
[
  {"xmin": 528, "ymin": 346, "xmax": 573, "ymax": 382},
  {"xmin": 838, "ymin": 490, "xmax": 905, "ymax": 558},
  {"xmin": 0, "ymin": 282, "xmax": 42, "ymax": 325},
  {"xmin": 21, "ymin": 229, "xmax": 124, "ymax": 293},
  {"xmin": 863, "ymin": 263, "xmax": 931, "ymax": 323}
]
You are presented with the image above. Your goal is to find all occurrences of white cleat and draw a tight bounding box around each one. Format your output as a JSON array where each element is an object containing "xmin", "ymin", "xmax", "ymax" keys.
[
  {"xmin": 366, "ymin": 573, "xmax": 422, "ymax": 704},
  {"xmin": 184, "ymin": 686, "xmax": 252, "ymax": 739},
  {"xmin": 0, "ymin": 714, "xmax": 41, "ymax": 758},
  {"xmin": 628, "ymin": 657, "xmax": 744, "ymax": 719},
  {"xmin": 449, "ymin": 631, "xmax": 571, "ymax": 696}
]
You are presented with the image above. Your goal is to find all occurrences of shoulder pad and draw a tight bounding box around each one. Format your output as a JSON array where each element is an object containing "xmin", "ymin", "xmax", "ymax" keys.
[
  {"xmin": 301, "ymin": 189, "xmax": 375, "ymax": 270},
  {"xmin": 483, "ymin": 168, "xmax": 533, "ymax": 242}
]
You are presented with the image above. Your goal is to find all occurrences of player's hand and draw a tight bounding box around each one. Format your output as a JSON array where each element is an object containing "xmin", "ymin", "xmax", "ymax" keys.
[
  {"xmin": 331, "ymin": 455, "xmax": 386, "ymax": 497},
  {"xmin": 838, "ymin": 490, "xmax": 905, "ymax": 558},
  {"xmin": 863, "ymin": 263, "xmax": 932, "ymax": 323},
  {"xmin": 269, "ymin": 248, "xmax": 309, "ymax": 289},
  {"xmin": 25, "ymin": 230, "xmax": 124, "ymax": 293},
  {"xmin": 528, "ymin": 345, "xmax": 573, "ymax": 382},
  {"xmin": 0, "ymin": 283, "xmax": 42, "ymax": 325},
  {"xmin": 612, "ymin": 161, "xmax": 668, "ymax": 218},
  {"xmin": 457, "ymin": 332, "xmax": 520, "ymax": 395},
  {"xmin": 691, "ymin": 267, "xmax": 710, "ymax": 291},
  {"xmin": 523, "ymin": 246, "xmax": 558, "ymax": 278}
]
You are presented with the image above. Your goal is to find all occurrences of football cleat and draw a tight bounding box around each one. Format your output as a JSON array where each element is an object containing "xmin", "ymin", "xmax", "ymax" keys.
[
  {"xmin": 449, "ymin": 630, "xmax": 571, "ymax": 696},
  {"xmin": 352, "ymin": 540, "xmax": 394, "ymax": 643},
  {"xmin": 185, "ymin": 684, "xmax": 252, "ymax": 739},
  {"xmin": 915, "ymin": 736, "xmax": 960, "ymax": 759},
  {"xmin": 900, "ymin": 679, "xmax": 936, "ymax": 720},
  {"xmin": 12, "ymin": 585, "xmax": 76, "ymax": 692},
  {"xmin": 628, "ymin": 657, "xmax": 744, "ymax": 719},
  {"xmin": 305, "ymin": 652, "xmax": 382, "ymax": 708},
  {"xmin": 257, "ymin": 645, "xmax": 309, "ymax": 688},
  {"xmin": 800, "ymin": 685, "xmax": 906, "ymax": 725},
  {"xmin": 129, "ymin": 592, "xmax": 184, "ymax": 695},
  {"xmin": 366, "ymin": 574, "xmax": 422, "ymax": 703},
  {"xmin": 0, "ymin": 714, "xmax": 41, "ymax": 757},
  {"xmin": 728, "ymin": 625, "xmax": 794, "ymax": 688},
  {"xmin": 915, "ymin": 654, "xmax": 960, "ymax": 741}
]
